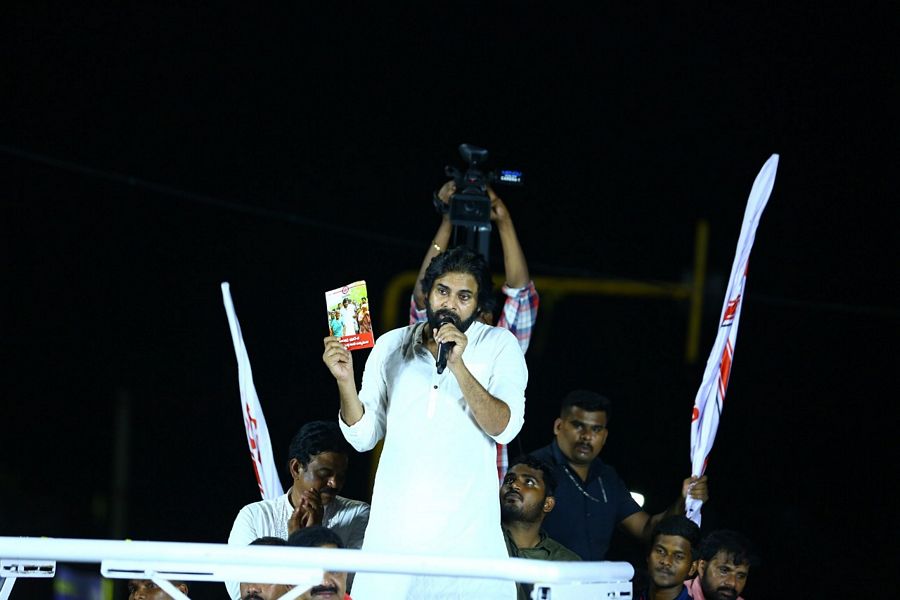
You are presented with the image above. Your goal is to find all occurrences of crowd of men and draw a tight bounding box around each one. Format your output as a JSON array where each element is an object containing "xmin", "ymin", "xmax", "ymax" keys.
[{"xmin": 130, "ymin": 183, "xmax": 757, "ymax": 600}]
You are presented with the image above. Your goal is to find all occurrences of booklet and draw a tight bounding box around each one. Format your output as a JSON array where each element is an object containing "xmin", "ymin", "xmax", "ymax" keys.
[{"xmin": 325, "ymin": 280, "xmax": 374, "ymax": 351}]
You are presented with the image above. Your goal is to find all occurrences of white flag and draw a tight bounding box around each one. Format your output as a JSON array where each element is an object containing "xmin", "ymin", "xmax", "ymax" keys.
[
  {"xmin": 687, "ymin": 155, "xmax": 779, "ymax": 525},
  {"xmin": 221, "ymin": 282, "xmax": 284, "ymax": 500}
]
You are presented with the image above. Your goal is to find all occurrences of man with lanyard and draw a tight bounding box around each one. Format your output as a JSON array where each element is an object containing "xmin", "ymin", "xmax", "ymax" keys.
[{"xmin": 531, "ymin": 390, "xmax": 709, "ymax": 561}]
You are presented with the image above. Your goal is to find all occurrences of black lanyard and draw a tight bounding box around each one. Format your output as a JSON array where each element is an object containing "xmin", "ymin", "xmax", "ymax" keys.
[{"xmin": 562, "ymin": 463, "xmax": 608, "ymax": 503}]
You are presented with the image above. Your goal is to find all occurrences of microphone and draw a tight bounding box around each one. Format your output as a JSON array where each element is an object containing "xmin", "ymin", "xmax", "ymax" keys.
[{"xmin": 435, "ymin": 315, "xmax": 456, "ymax": 374}]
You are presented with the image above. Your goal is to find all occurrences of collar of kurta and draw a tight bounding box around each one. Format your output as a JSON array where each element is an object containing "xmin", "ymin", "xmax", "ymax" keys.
[
  {"xmin": 400, "ymin": 321, "xmax": 430, "ymax": 360},
  {"xmin": 401, "ymin": 321, "xmax": 487, "ymax": 360}
]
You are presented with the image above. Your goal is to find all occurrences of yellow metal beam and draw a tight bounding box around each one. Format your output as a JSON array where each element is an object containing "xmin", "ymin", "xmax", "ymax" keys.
[
  {"xmin": 381, "ymin": 274, "xmax": 693, "ymax": 332},
  {"xmin": 685, "ymin": 219, "xmax": 709, "ymax": 364},
  {"xmin": 371, "ymin": 220, "xmax": 711, "ymax": 496},
  {"xmin": 381, "ymin": 221, "xmax": 711, "ymax": 357}
]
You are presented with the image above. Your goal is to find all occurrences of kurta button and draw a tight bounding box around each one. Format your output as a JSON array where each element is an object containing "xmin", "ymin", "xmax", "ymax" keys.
[{"xmin": 433, "ymin": 385, "xmax": 438, "ymax": 389}]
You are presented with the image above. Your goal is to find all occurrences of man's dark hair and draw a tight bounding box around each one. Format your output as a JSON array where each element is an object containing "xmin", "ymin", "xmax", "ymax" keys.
[
  {"xmin": 250, "ymin": 536, "xmax": 287, "ymax": 546},
  {"xmin": 697, "ymin": 530, "xmax": 760, "ymax": 567},
  {"xmin": 650, "ymin": 516, "xmax": 701, "ymax": 556},
  {"xmin": 128, "ymin": 580, "xmax": 188, "ymax": 592},
  {"xmin": 560, "ymin": 389, "xmax": 612, "ymax": 421},
  {"xmin": 287, "ymin": 526, "xmax": 345, "ymax": 549},
  {"xmin": 420, "ymin": 246, "xmax": 496, "ymax": 316},
  {"xmin": 508, "ymin": 454, "xmax": 558, "ymax": 497},
  {"xmin": 287, "ymin": 421, "xmax": 352, "ymax": 474}
]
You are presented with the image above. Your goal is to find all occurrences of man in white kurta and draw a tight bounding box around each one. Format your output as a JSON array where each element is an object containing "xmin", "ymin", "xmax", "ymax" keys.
[
  {"xmin": 225, "ymin": 421, "xmax": 370, "ymax": 600},
  {"xmin": 341, "ymin": 298, "xmax": 358, "ymax": 335},
  {"xmin": 323, "ymin": 248, "xmax": 527, "ymax": 599}
]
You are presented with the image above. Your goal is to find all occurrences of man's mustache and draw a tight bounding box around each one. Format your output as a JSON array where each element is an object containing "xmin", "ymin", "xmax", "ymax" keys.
[
  {"xmin": 434, "ymin": 309, "xmax": 460, "ymax": 323},
  {"xmin": 242, "ymin": 594, "xmax": 264, "ymax": 600},
  {"xmin": 310, "ymin": 584, "xmax": 339, "ymax": 595}
]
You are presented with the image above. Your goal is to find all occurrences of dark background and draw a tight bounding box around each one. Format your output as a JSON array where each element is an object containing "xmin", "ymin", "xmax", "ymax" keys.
[{"xmin": 2, "ymin": 4, "xmax": 897, "ymax": 598}]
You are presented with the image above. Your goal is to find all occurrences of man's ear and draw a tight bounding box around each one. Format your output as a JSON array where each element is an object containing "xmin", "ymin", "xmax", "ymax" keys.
[
  {"xmin": 696, "ymin": 560, "xmax": 707, "ymax": 577},
  {"xmin": 289, "ymin": 458, "xmax": 305, "ymax": 479},
  {"xmin": 688, "ymin": 560, "xmax": 698, "ymax": 578},
  {"xmin": 553, "ymin": 418, "xmax": 562, "ymax": 435},
  {"xmin": 542, "ymin": 496, "xmax": 556, "ymax": 514}
]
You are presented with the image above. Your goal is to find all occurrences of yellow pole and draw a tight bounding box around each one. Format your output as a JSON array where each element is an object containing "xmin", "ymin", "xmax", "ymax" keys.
[{"xmin": 685, "ymin": 219, "xmax": 709, "ymax": 363}]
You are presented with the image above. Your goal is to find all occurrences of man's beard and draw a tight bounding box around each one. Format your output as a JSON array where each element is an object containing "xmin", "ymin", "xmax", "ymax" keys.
[
  {"xmin": 701, "ymin": 578, "xmax": 739, "ymax": 600},
  {"xmin": 500, "ymin": 501, "xmax": 520, "ymax": 523},
  {"xmin": 706, "ymin": 588, "xmax": 739, "ymax": 600},
  {"xmin": 500, "ymin": 495, "xmax": 543, "ymax": 525},
  {"xmin": 425, "ymin": 303, "xmax": 478, "ymax": 334}
]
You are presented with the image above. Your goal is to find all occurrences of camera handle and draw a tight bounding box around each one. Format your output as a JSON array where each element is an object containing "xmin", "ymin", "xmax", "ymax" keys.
[{"xmin": 450, "ymin": 223, "xmax": 492, "ymax": 263}]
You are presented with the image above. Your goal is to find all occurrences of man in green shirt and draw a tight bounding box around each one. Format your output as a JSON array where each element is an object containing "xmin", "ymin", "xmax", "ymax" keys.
[{"xmin": 501, "ymin": 454, "xmax": 580, "ymax": 599}]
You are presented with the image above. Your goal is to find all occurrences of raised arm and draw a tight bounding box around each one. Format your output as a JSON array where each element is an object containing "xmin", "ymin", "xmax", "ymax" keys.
[
  {"xmin": 322, "ymin": 336, "xmax": 364, "ymax": 426},
  {"xmin": 488, "ymin": 187, "xmax": 530, "ymax": 288},
  {"xmin": 451, "ymin": 357, "xmax": 511, "ymax": 436},
  {"xmin": 433, "ymin": 323, "xmax": 523, "ymax": 437},
  {"xmin": 619, "ymin": 475, "xmax": 709, "ymax": 542},
  {"xmin": 412, "ymin": 180, "xmax": 456, "ymax": 311},
  {"xmin": 488, "ymin": 187, "xmax": 539, "ymax": 352}
]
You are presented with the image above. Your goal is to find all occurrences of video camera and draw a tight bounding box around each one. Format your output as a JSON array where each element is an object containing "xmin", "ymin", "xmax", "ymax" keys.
[{"xmin": 441, "ymin": 143, "xmax": 523, "ymax": 259}]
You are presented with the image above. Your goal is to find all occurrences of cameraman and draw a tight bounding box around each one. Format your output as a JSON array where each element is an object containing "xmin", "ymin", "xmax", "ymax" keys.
[{"xmin": 410, "ymin": 180, "xmax": 539, "ymax": 354}]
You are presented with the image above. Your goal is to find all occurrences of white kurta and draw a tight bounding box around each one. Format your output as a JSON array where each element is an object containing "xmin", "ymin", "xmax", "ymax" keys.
[{"xmin": 340, "ymin": 321, "xmax": 527, "ymax": 600}]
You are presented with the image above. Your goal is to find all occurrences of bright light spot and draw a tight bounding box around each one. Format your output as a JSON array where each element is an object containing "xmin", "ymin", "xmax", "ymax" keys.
[{"xmin": 630, "ymin": 491, "xmax": 645, "ymax": 507}]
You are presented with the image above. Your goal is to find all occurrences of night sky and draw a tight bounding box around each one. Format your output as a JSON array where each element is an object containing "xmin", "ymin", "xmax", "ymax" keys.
[{"xmin": 2, "ymin": 5, "xmax": 897, "ymax": 598}]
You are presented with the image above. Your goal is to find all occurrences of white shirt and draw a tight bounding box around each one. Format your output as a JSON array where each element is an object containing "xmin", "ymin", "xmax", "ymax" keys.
[
  {"xmin": 341, "ymin": 304, "xmax": 358, "ymax": 335},
  {"xmin": 226, "ymin": 491, "xmax": 369, "ymax": 599},
  {"xmin": 340, "ymin": 321, "xmax": 527, "ymax": 599}
]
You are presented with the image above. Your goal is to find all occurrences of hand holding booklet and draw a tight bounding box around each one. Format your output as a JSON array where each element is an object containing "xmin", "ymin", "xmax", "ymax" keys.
[{"xmin": 325, "ymin": 280, "xmax": 374, "ymax": 350}]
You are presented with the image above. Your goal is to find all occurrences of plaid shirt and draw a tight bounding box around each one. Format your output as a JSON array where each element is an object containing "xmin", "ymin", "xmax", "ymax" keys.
[{"xmin": 409, "ymin": 280, "xmax": 539, "ymax": 479}]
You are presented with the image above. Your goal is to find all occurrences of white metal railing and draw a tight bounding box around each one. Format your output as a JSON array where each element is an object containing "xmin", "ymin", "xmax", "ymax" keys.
[{"xmin": 0, "ymin": 536, "xmax": 633, "ymax": 599}]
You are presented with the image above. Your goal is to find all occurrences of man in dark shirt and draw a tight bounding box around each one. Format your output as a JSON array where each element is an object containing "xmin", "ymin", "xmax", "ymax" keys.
[
  {"xmin": 530, "ymin": 390, "xmax": 709, "ymax": 561},
  {"xmin": 501, "ymin": 454, "xmax": 580, "ymax": 600},
  {"xmin": 638, "ymin": 516, "xmax": 701, "ymax": 600}
]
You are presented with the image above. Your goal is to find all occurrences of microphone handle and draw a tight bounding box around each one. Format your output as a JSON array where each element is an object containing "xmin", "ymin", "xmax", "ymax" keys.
[{"xmin": 436, "ymin": 341, "xmax": 455, "ymax": 374}]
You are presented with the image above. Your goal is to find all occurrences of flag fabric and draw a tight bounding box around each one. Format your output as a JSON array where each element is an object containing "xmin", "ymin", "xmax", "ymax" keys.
[
  {"xmin": 687, "ymin": 154, "xmax": 780, "ymax": 525},
  {"xmin": 221, "ymin": 282, "xmax": 284, "ymax": 500}
]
